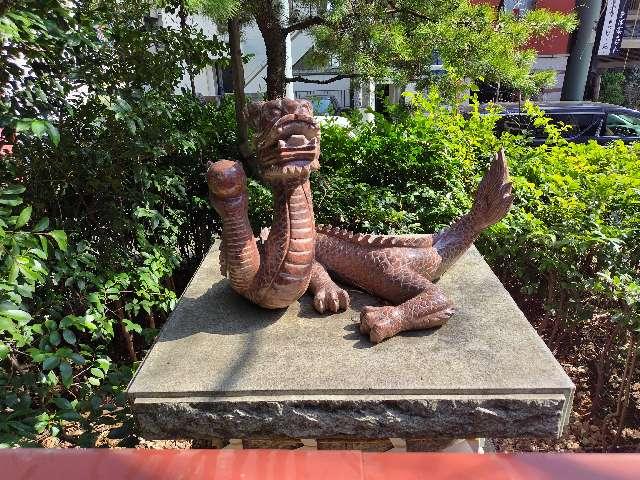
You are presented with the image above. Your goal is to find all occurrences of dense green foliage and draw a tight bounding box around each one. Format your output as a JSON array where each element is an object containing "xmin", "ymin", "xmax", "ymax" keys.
[
  {"xmin": 1, "ymin": 0, "xmax": 233, "ymax": 446},
  {"xmin": 600, "ymin": 71, "xmax": 626, "ymax": 107},
  {"xmin": 486, "ymin": 105, "xmax": 639, "ymax": 340},
  {"xmin": 599, "ymin": 67, "xmax": 640, "ymax": 110},
  {"xmin": 313, "ymin": 94, "xmax": 498, "ymax": 232}
]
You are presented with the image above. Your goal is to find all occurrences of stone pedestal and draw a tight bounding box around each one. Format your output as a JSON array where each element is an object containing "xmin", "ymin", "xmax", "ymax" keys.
[{"xmin": 127, "ymin": 244, "xmax": 574, "ymax": 447}]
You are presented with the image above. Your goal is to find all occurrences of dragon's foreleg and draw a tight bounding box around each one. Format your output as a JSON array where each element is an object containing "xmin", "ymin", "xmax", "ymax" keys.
[
  {"xmin": 309, "ymin": 261, "xmax": 350, "ymax": 313},
  {"xmin": 359, "ymin": 275, "xmax": 454, "ymax": 343}
]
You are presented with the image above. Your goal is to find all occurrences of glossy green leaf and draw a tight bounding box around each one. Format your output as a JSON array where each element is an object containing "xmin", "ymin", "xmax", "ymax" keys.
[
  {"xmin": 30, "ymin": 119, "xmax": 48, "ymax": 137},
  {"xmin": 59, "ymin": 361, "xmax": 73, "ymax": 387},
  {"xmin": 14, "ymin": 205, "xmax": 32, "ymax": 228},
  {"xmin": 45, "ymin": 122, "xmax": 60, "ymax": 146},
  {"xmin": 43, "ymin": 356, "xmax": 60, "ymax": 370},
  {"xmin": 1, "ymin": 309, "xmax": 32, "ymax": 322},
  {"xmin": 48, "ymin": 230, "xmax": 67, "ymax": 251},
  {"xmin": 49, "ymin": 330, "xmax": 61, "ymax": 346},
  {"xmin": 33, "ymin": 217, "xmax": 49, "ymax": 232},
  {"xmin": 0, "ymin": 185, "xmax": 25, "ymax": 195},
  {"xmin": 62, "ymin": 329, "xmax": 76, "ymax": 345}
]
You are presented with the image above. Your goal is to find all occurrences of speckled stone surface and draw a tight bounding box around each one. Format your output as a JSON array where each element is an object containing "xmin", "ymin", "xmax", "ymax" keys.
[{"xmin": 128, "ymin": 244, "xmax": 574, "ymax": 440}]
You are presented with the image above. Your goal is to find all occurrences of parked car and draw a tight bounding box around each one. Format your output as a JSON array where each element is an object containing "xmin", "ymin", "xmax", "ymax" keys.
[{"xmin": 471, "ymin": 101, "xmax": 640, "ymax": 144}]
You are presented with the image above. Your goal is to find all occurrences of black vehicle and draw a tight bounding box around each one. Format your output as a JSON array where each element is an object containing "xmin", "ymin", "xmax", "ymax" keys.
[{"xmin": 478, "ymin": 102, "xmax": 640, "ymax": 144}]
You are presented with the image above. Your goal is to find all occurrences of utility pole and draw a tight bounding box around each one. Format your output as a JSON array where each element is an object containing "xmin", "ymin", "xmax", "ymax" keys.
[
  {"xmin": 282, "ymin": 0, "xmax": 295, "ymax": 99},
  {"xmin": 561, "ymin": 0, "xmax": 603, "ymax": 101}
]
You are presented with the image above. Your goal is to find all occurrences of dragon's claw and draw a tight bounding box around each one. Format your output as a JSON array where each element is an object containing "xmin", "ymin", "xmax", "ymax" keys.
[
  {"xmin": 359, "ymin": 305, "xmax": 403, "ymax": 343},
  {"xmin": 313, "ymin": 284, "xmax": 350, "ymax": 314}
]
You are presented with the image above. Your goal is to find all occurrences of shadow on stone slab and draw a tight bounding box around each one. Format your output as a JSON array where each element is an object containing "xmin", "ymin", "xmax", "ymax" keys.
[
  {"xmin": 157, "ymin": 280, "xmax": 286, "ymax": 343},
  {"xmin": 297, "ymin": 284, "xmax": 390, "ymax": 350}
]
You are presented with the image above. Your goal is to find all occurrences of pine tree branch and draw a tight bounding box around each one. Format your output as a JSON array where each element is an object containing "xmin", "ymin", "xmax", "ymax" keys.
[
  {"xmin": 286, "ymin": 74, "xmax": 360, "ymax": 84},
  {"xmin": 385, "ymin": 1, "xmax": 432, "ymax": 21},
  {"xmin": 283, "ymin": 15, "xmax": 327, "ymax": 35}
]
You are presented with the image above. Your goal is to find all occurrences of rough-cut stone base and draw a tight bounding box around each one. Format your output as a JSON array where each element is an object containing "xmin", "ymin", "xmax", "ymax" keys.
[
  {"xmin": 128, "ymin": 245, "xmax": 574, "ymax": 442},
  {"xmin": 132, "ymin": 394, "xmax": 567, "ymax": 440}
]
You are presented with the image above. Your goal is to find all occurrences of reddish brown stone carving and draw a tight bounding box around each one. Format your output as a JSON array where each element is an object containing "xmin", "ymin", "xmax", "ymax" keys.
[
  {"xmin": 207, "ymin": 98, "xmax": 319, "ymax": 309},
  {"xmin": 207, "ymin": 98, "xmax": 513, "ymax": 343}
]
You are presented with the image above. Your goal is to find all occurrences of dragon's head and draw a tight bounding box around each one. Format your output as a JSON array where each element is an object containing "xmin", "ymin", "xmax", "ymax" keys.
[{"xmin": 248, "ymin": 98, "xmax": 320, "ymax": 183}]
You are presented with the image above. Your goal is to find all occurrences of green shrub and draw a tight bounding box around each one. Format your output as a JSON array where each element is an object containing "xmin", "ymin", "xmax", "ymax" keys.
[
  {"xmin": 1, "ymin": 93, "xmax": 238, "ymax": 447},
  {"xmin": 481, "ymin": 104, "xmax": 640, "ymax": 343},
  {"xmin": 600, "ymin": 71, "xmax": 626, "ymax": 106},
  {"xmin": 0, "ymin": 0, "xmax": 234, "ymax": 446}
]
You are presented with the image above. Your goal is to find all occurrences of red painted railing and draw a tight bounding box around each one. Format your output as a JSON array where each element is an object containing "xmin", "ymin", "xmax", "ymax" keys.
[{"xmin": 2, "ymin": 450, "xmax": 639, "ymax": 480}]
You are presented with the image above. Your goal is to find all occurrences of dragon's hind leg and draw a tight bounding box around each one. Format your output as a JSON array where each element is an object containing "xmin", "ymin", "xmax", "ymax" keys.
[{"xmin": 359, "ymin": 275, "xmax": 454, "ymax": 344}]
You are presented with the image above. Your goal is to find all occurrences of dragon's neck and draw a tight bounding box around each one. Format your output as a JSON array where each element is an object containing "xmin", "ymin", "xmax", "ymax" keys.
[{"xmin": 249, "ymin": 178, "xmax": 316, "ymax": 308}]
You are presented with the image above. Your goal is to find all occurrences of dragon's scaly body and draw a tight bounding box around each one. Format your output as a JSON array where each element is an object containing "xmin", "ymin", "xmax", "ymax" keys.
[{"xmin": 208, "ymin": 99, "xmax": 512, "ymax": 343}]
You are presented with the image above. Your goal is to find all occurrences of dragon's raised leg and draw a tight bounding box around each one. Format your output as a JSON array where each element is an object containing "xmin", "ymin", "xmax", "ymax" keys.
[
  {"xmin": 208, "ymin": 160, "xmax": 260, "ymax": 295},
  {"xmin": 359, "ymin": 274, "xmax": 454, "ymax": 344},
  {"xmin": 309, "ymin": 261, "xmax": 350, "ymax": 313}
]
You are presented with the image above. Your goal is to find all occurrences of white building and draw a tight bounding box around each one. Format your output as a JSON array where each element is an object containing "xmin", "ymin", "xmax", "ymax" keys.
[
  {"xmin": 153, "ymin": 9, "xmax": 355, "ymax": 106},
  {"xmin": 150, "ymin": 10, "xmax": 223, "ymax": 98},
  {"xmin": 240, "ymin": 25, "xmax": 355, "ymax": 107}
]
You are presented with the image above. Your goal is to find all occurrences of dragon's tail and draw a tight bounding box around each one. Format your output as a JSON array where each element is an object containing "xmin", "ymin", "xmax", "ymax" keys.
[
  {"xmin": 467, "ymin": 149, "xmax": 513, "ymax": 231},
  {"xmin": 432, "ymin": 150, "xmax": 513, "ymax": 276}
]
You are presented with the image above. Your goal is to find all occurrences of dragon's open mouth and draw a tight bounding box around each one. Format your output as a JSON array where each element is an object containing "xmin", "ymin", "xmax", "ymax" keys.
[{"xmin": 258, "ymin": 116, "xmax": 320, "ymax": 180}]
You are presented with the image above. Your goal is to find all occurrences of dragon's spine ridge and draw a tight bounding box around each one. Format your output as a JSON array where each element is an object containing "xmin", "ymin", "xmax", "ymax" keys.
[{"xmin": 316, "ymin": 224, "xmax": 433, "ymax": 248}]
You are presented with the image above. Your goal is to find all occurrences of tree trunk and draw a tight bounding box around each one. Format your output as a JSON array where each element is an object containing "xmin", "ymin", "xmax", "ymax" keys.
[
  {"xmin": 115, "ymin": 301, "xmax": 137, "ymax": 363},
  {"xmin": 228, "ymin": 16, "xmax": 250, "ymax": 160},
  {"xmin": 253, "ymin": 1, "xmax": 286, "ymax": 100}
]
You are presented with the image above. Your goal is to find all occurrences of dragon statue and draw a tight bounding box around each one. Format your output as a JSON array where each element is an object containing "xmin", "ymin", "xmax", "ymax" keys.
[{"xmin": 207, "ymin": 98, "xmax": 513, "ymax": 343}]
